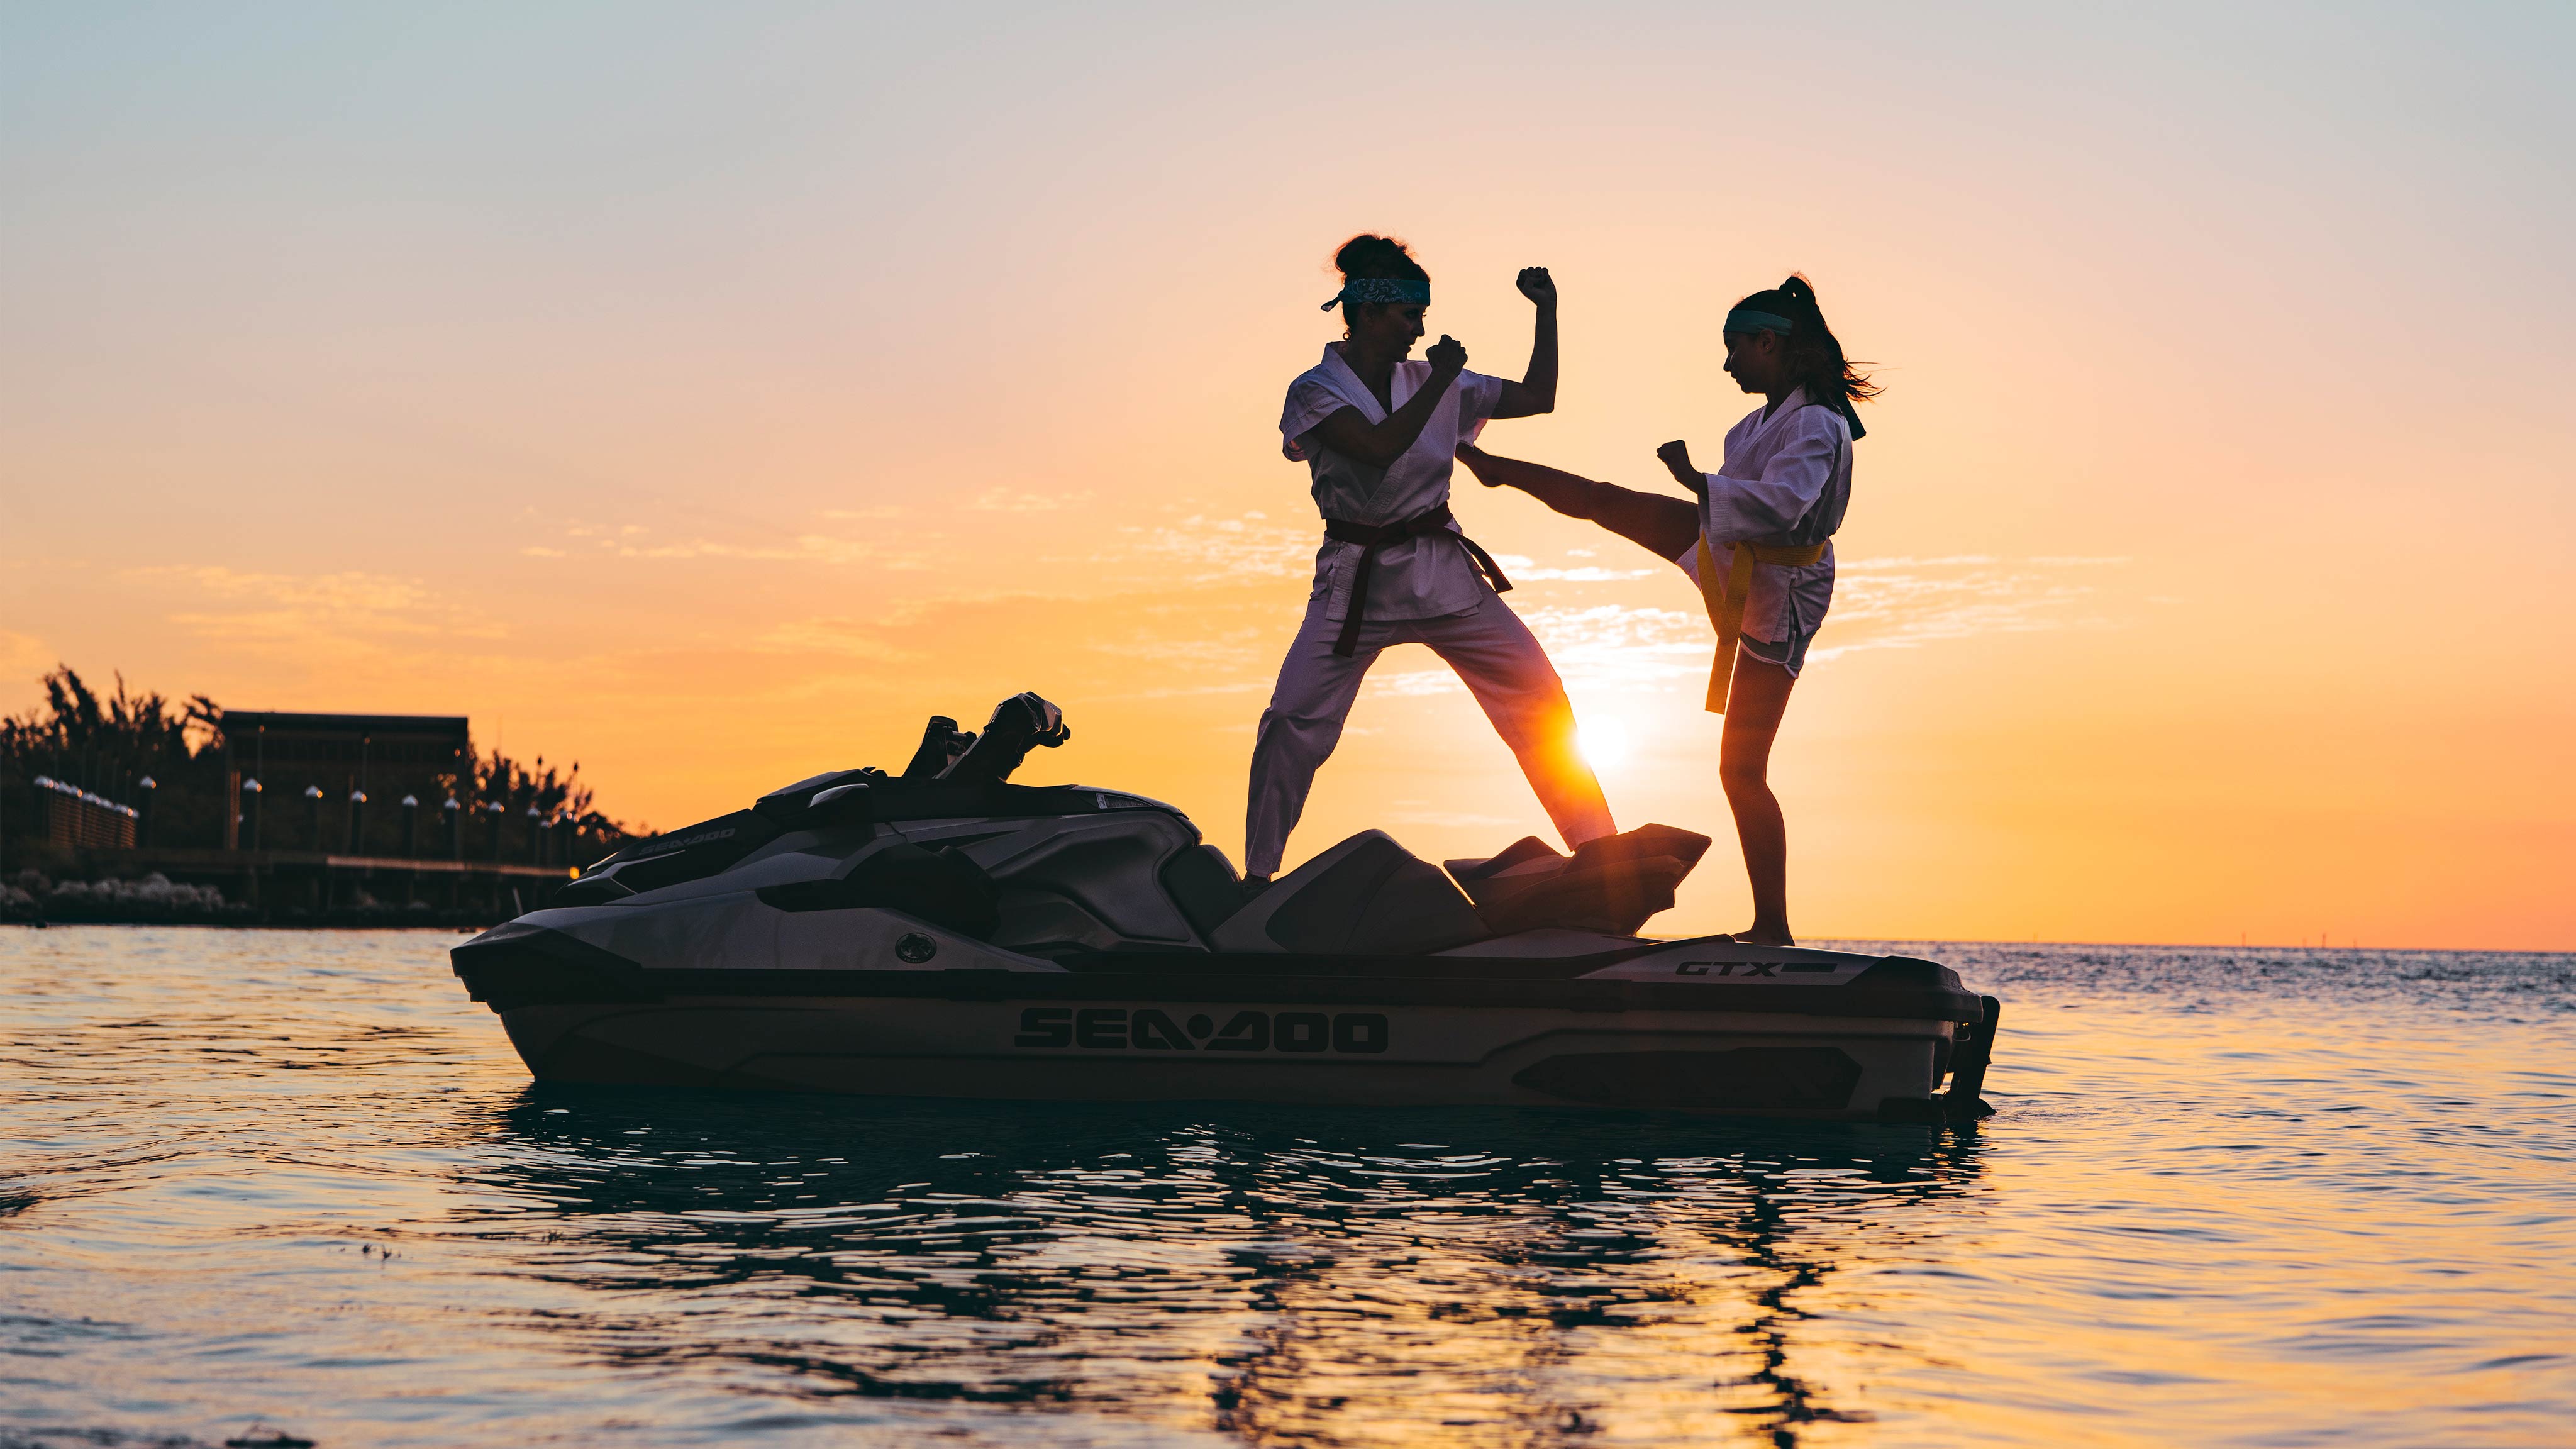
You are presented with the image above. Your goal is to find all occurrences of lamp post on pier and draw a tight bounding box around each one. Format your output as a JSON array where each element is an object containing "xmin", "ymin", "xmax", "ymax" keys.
[
  {"xmin": 303, "ymin": 784, "xmax": 328, "ymax": 913},
  {"xmin": 440, "ymin": 796, "xmax": 462, "ymax": 909},
  {"xmin": 484, "ymin": 801, "xmax": 508, "ymax": 916},
  {"xmin": 243, "ymin": 779, "xmax": 263, "ymax": 850},
  {"xmin": 138, "ymin": 775, "xmax": 157, "ymax": 848},
  {"xmin": 398, "ymin": 794, "xmax": 421, "ymax": 902}
]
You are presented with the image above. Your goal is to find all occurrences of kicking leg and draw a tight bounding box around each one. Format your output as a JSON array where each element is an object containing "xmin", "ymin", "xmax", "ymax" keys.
[
  {"xmin": 1425, "ymin": 602, "xmax": 1617, "ymax": 849},
  {"xmin": 1716, "ymin": 650, "xmax": 1799, "ymax": 945},
  {"xmin": 1457, "ymin": 443, "xmax": 1699, "ymax": 560},
  {"xmin": 1245, "ymin": 603, "xmax": 1379, "ymax": 879}
]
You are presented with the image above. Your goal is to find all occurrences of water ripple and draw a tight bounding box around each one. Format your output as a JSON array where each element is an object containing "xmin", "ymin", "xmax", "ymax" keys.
[{"xmin": 1, "ymin": 928, "xmax": 2570, "ymax": 1446}]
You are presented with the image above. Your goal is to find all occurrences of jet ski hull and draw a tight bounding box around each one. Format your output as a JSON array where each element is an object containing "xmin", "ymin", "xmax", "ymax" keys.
[
  {"xmin": 494, "ymin": 997, "xmax": 1949, "ymax": 1116},
  {"xmin": 454, "ymin": 916, "xmax": 1995, "ymax": 1120}
]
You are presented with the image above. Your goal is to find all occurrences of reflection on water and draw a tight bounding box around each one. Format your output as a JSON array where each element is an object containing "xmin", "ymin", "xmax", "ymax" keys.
[
  {"xmin": 467, "ymin": 1092, "xmax": 1979, "ymax": 1443},
  {"xmin": 1, "ymin": 929, "xmax": 2570, "ymax": 1448}
]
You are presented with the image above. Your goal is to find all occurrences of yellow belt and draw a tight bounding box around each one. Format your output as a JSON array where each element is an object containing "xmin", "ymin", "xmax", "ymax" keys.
[{"xmin": 1694, "ymin": 535, "xmax": 1828, "ymax": 714}]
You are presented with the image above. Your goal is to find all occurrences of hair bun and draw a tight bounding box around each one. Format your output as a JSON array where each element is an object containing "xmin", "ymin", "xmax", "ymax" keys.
[
  {"xmin": 1779, "ymin": 275, "xmax": 1817, "ymax": 311},
  {"xmin": 1333, "ymin": 233, "xmax": 1430, "ymax": 284}
]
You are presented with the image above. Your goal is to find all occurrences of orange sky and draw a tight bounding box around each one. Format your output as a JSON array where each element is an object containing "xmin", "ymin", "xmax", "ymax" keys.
[{"xmin": 3, "ymin": 6, "xmax": 2570, "ymax": 947}]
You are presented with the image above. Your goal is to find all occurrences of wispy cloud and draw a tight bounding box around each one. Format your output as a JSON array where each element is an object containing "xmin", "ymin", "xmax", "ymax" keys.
[
  {"xmin": 1362, "ymin": 556, "xmax": 2129, "ymax": 696},
  {"xmin": 527, "ymin": 518, "xmax": 909, "ymax": 567},
  {"xmin": 1814, "ymin": 554, "xmax": 2122, "ymax": 660},
  {"xmin": 125, "ymin": 565, "xmax": 509, "ymax": 657},
  {"xmin": 606, "ymin": 534, "xmax": 880, "ymax": 564},
  {"xmin": 1092, "ymin": 513, "xmax": 1317, "ymax": 583},
  {"xmin": 751, "ymin": 617, "xmax": 914, "ymax": 660},
  {"xmin": 1093, "ymin": 526, "xmax": 1669, "ymax": 592},
  {"xmin": 1121, "ymin": 678, "xmax": 1273, "ymax": 701},
  {"xmin": 1088, "ymin": 626, "xmax": 1272, "ymax": 670},
  {"xmin": 971, "ymin": 488, "xmax": 1096, "ymax": 513},
  {"xmin": 1492, "ymin": 554, "xmax": 1662, "ymax": 582}
]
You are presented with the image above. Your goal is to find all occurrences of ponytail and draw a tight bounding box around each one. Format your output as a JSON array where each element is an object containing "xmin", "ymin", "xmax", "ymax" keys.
[{"xmin": 1732, "ymin": 274, "xmax": 1879, "ymax": 439}]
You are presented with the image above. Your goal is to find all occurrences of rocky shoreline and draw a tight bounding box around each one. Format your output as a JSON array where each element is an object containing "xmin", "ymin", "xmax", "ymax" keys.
[{"xmin": 2, "ymin": 871, "xmax": 501, "ymax": 929}]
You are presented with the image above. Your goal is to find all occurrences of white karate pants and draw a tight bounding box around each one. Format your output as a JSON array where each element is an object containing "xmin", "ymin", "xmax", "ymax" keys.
[{"xmin": 1244, "ymin": 597, "xmax": 1616, "ymax": 878}]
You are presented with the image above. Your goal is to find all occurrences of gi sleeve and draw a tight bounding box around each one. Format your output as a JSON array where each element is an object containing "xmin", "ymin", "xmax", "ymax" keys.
[
  {"xmin": 1452, "ymin": 369, "xmax": 1507, "ymax": 447},
  {"xmin": 1702, "ymin": 412, "xmax": 1840, "ymax": 540},
  {"xmin": 1456, "ymin": 370, "xmax": 1506, "ymax": 425},
  {"xmin": 1279, "ymin": 375, "xmax": 1354, "ymax": 462}
]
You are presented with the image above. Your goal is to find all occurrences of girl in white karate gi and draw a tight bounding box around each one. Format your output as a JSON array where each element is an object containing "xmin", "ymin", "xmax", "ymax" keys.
[
  {"xmin": 1456, "ymin": 275, "xmax": 1875, "ymax": 944},
  {"xmin": 1243, "ymin": 234, "xmax": 1616, "ymax": 888}
]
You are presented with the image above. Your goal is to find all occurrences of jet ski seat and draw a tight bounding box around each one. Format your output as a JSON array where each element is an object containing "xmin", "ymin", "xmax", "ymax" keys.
[
  {"xmin": 1445, "ymin": 824, "xmax": 1714, "ymax": 936},
  {"xmin": 1213, "ymin": 830, "xmax": 1491, "ymax": 955}
]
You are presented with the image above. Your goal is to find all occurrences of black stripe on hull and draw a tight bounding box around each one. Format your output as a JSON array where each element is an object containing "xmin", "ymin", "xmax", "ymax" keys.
[{"xmin": 493, "ymin": 1002, "xmax": 1949, "ymax": 1118}]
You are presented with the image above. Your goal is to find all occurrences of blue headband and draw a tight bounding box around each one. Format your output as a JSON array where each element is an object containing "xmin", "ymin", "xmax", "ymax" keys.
[
  {"xmin": 1728, "ymin": 299, "xmax": 1870, "ymax": 440},
  {"xmin": 1322, "ymin": 277, "xmax": 1430, "ymax": 311}
]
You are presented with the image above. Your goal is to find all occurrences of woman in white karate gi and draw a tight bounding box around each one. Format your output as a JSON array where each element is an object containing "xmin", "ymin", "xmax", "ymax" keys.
[
  {"xmin": 1456, "ymin": 275, "xmax": 1875, "ymax": 943},
  {"xmin": 1243, "ymin": 234, "xmax": 1616, "ymax": 889}
]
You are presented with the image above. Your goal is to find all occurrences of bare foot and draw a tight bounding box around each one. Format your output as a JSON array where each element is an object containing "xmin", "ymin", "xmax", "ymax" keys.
[
  {"xmin": 1454, "ymin": 441, "xmax": 1502, "ymax": 484},
  {"xmin": 1731, "ymin": 925, "xmax": 1796, "ymax": 947}
]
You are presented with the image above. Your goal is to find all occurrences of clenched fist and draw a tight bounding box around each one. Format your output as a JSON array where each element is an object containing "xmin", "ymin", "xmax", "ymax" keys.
[{"xmin": 1657, "ymin": 440, "xmax": 1704, "ymax": 493}]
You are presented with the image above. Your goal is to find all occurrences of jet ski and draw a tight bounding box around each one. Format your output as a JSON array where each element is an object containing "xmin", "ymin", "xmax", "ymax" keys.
[{"xmin": 450, "ymin": 693, "xmax": 1999, "ymax": 1121}]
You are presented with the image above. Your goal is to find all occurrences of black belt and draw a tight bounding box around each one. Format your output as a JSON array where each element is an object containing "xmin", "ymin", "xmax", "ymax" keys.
[{"xmin": 1320, "ymin": 504, "xmax": 1514, "ymax": 657}]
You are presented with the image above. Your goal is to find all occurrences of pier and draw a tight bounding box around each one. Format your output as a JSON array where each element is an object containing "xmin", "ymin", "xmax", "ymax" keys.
[{"xmin": 92, "ymin": 845, "xmax": 574, "ymax": 919}]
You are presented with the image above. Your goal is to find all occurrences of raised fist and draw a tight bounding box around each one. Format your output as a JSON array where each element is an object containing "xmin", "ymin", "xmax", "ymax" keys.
[
  {"xmin": 1516, "ymin": 267, "xmax": 1556, "ymax": 306},
  {"xmin": 1657, "ymin": 440, "xmax": 1702, "ymax": 491},
  {"xmin": 1426, "ymin": 334, "xmax": 1468, "ymax": 374}
]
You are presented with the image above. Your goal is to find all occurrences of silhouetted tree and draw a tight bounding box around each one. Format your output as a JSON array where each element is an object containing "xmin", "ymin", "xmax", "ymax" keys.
[
  {"xmin": 440, "ymin": 743, "xmax": 636, "ymax": 866},
  {"xmin": 1, "ymin": 667, "xmax": 222, "ymax": 858}
]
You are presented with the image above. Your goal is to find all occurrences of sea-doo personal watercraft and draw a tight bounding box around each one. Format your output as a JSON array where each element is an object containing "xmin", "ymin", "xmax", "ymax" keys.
[{"xmin": 452, "ymin": 694, "xmax": 1999, "ymax": 1121}]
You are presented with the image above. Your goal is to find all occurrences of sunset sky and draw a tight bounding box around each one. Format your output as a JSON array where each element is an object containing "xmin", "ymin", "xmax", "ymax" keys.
[{"xmin": 4, "ymin": 4, "xmax": 2570, "ymax": 947}]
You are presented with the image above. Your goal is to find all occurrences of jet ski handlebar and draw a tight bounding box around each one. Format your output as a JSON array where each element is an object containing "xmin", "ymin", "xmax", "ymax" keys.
[{"xmin": 925, "ymin": 691, "xmax": 1070, "ymax": 786}]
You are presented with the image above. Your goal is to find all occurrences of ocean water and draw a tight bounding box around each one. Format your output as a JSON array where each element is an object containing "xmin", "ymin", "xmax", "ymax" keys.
[{"xmin": 1, "ymin": 930, "xmax": 2570, "ymax": 1448}]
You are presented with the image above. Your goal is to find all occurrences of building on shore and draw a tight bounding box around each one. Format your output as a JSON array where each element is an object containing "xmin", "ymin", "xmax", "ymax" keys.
[{"xmin": 219, "ymin": 711, "xmax": 471, "ymax": 855}]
